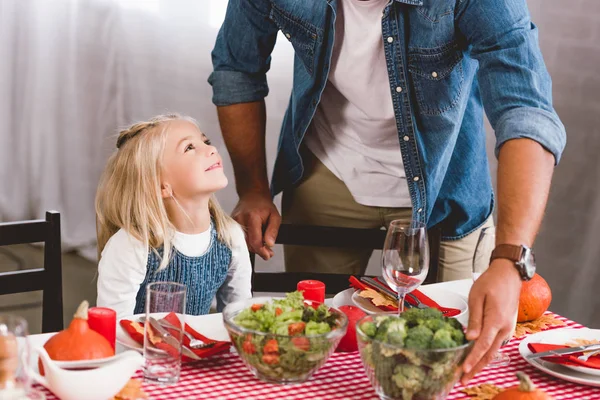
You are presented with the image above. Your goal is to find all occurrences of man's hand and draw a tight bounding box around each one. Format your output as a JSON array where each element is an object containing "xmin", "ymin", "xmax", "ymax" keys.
[
  {"xmin": 232, "ymin": 192, "xmax": 281, "ymax": 260},
  {"xmin": 461, "ymin": 259, "xmax": 521, "ymax": 383}
]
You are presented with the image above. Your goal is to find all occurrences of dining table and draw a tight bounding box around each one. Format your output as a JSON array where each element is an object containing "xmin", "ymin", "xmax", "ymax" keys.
[{"xmin": 29, "ymin": 279, "xmax": 600, "ymax": 400}]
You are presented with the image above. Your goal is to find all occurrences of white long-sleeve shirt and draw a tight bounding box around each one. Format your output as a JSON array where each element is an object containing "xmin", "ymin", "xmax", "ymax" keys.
[{"xmin": 96, "ymin": 223, "xmax": 252, "ymax": 319}]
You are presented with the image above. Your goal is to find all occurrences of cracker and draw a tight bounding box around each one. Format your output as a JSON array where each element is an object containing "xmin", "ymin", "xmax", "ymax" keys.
[
  {"xmin": 461, "ymin": 383, "xmax": 503, "ymax": 399},
  {"xmin": 358, "ymin": 288, "xmax": 397, "ymax": 308},
  {"xmin": 514, "ymin": 314, "xmax": 566, "ymax": 338},
  {"xmin": 567, "ymin": 338, "xmax": 600, "ymax": 347},
  {"xmin": 113, "ymin": 379, "xmax": 148, "ymax": 400}
]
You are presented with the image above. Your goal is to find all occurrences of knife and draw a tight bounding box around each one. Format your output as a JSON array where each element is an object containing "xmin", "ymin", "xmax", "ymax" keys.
[
  {"xmin": 148, "ymin": 317, "xmax": 201, "ymax": 360},
  {"xmin": 527, "ymin": 343, "xmax": 600, "ymax": 360}
]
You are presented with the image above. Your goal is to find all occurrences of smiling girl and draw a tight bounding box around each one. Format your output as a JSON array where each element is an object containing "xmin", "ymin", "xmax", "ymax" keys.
[{"xmin": 95, "ymin": 114, "xmax": 251, "ymax": 318}]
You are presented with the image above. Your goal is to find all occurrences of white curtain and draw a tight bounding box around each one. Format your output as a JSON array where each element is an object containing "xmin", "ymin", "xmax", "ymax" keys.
[{"xmin": 0, "ymin": 0, "xmax": 294, "ymax": 260}]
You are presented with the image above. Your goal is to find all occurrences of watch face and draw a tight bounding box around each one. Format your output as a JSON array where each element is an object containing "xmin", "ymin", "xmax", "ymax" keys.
[{"xmin": 522, "ymin": 248, "xmax": 536, "ymax": 279}]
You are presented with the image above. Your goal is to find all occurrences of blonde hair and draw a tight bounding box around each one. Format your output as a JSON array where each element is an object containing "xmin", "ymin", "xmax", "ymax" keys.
[{"xmin": 95, "ymin": 113, "xmax": 236, "ymax": 270}]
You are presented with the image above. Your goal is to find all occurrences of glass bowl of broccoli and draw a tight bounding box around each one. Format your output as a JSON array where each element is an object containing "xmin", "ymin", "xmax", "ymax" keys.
[
  {"xmin": 223, "ymin": 292, "xmax": 348, "ymax": 384},
  {"xmin": 356, "ymin": 308, "xmax": 474, "ymax": 400}
]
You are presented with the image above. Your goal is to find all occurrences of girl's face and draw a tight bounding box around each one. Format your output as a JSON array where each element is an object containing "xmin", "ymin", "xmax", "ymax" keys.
[{"xmin": 161, "ymin": 120, "xmax": 228, "ymax": 200}]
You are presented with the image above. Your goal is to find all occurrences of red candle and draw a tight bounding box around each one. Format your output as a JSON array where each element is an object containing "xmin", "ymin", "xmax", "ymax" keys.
[
  {"xmin": 297, "ymin": 280, "xmax": 326, "ymax": 304},
  {"xmin": 88, "ymin": 307, "xmax": 116, "ymax": 352}
]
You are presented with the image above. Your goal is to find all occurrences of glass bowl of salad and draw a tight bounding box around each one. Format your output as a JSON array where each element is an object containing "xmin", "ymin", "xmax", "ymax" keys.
[
  {"xmin": 356, "ymin": 309, "xmax": 474, "ymax": 400},
  {"xmin": 222, "ymin": 292, "xmax": 348, "ymax": 384}
]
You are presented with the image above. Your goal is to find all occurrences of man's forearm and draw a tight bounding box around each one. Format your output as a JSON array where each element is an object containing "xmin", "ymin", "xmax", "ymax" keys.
[
  {"xmin": 496, "ymin": 138, "xmax": 555, "ymax": 247},
  {"xmin": 217, "ymin": 101, "xmax": 270, "ymax": 197}
]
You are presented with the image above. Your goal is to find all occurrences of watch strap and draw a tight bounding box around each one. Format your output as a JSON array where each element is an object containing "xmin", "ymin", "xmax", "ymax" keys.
[{"xmin": 490, "ymin": 244, "xmax": 523, "ymax": 263}]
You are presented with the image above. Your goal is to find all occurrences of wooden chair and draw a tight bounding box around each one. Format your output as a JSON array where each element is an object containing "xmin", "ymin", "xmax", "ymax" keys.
[
  {"xmin": 0, "ymin": 211, "xmax": 64, "ymax": 332},
  {"xmin": 251, "ymin": 224, "xmax": 441, "ymax": 294}
]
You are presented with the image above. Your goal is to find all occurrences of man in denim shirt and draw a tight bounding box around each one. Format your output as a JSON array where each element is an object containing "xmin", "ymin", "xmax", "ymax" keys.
[{"xmin": 209, "ymin": 0, "xmax": 566, "ymax": 381}]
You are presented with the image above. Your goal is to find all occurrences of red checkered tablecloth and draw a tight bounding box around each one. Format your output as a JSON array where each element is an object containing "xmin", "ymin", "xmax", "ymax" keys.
[{"xmin": 37, "ymin": 313, "xmax": 600, "ymax": 399}]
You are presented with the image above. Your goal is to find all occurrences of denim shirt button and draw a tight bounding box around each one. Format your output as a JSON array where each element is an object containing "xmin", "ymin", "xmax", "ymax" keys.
[
  {"xmin": 413, "ymin": 176, "xmax": 420, "ymax": 182},
  {"xmin": 417, "ymin": 208, "xmax": 423, "ymax": 213},
  {"xmin": 387, "ymin": 37, "xmax": 394, "ymax": 43},
  {"xmin": 431, "ymin": 71, "xmax": 438, "ymax": 78},
  {"xmin": 285, "ymin": 33, "xmax": 291, "ymax": 40},
  {"xmin": 403, "ymin": 136, "xmax": 409, "ymax": 141},
  {"xmin": 396, "ymin": 86, "xmax": 403, "ymax": 93}
]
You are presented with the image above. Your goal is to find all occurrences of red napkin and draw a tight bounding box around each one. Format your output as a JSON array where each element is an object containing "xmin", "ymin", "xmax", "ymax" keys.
[
  {"xmin": 528, "ymin": 343, "xmax": 600, "ymax": 369},
  {"xmin": 120, "ymin": 312, "xmax": 231, "ymax": 362},
  {"xmin": 348, "ymin": 276, "xmax": 462, "ymax": 317}
]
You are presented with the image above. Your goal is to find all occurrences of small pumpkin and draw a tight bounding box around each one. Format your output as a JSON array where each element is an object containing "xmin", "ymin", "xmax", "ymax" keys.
[
  {"xmin": 39, "ymin": 301, "xmax": 114, "ymax": 375},
  {"xmin": 492, "ymin": 372, "xmax": 554, "ymax": 400},
  {"xmin": 517, "ymin": 273, "xmax": 552, "ymax": 323}
]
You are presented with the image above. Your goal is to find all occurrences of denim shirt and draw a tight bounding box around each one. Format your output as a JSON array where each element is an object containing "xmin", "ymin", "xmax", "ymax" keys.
[{"xmin": 209, "ymin": 0, "xmax": 566, "ymax": 240}]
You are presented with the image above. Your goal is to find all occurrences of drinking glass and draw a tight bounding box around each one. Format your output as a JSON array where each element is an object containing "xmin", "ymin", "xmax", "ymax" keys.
[
  {"xmin": 0, "ymin": 315, "xmax": 45, "ymax": 399},
  {"xmin": 473, "ymin": 226, "xmax": 511, "ymax": 366},
  {"xmin": 143, "ymin": 282, "xmax": 186, "ymax": 385},
  {"xmin": 381, "ymin": 219, "xmax": 429, "ymax": 314}
]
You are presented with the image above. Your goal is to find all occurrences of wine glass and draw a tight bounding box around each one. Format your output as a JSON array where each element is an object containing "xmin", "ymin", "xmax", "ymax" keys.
[
  {"xmin": 381, "ymin": 219, "xmax": 429, "ymax": 315},
  {"xmin": 473, "ymin": 226, "xmax": 511, "ymax": 366}
]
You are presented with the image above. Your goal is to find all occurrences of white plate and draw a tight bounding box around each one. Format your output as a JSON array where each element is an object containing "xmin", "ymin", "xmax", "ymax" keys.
[
  {"xmin": 519, "ymin": 327, "xmax": 600, "ymax": 387},
  {"xmin": 116, "ymin": 312, "xmax": 230, "ymax": 353},
  {"xmin": 332, "ymin": 287, "xmax": 469, "ymax": 325}
]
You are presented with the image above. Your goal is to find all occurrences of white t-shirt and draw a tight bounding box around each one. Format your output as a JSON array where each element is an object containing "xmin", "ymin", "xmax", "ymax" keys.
[
  {"xmin": 304, "ymin": 0, "xmax": 411, "ymax": 208},
  {"xmin": 96, "ymin": 223, "xmax": 252, "ymax": 319}
]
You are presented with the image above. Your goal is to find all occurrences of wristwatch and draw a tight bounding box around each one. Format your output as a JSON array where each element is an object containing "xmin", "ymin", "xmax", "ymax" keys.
[{"xmin": 490, "ymin": 244, "xmax": 536, "ymax": 281}]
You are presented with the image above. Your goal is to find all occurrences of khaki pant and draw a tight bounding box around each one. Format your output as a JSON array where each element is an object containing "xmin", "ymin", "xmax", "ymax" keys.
[{"xmin": 282, "ymin": 150, "xmax": 494, "ymax": 282}]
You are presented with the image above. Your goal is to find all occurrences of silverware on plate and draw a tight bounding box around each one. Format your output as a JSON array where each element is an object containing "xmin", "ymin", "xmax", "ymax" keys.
[
  {"xmin": 360, "ymin": 277, "xmax": 421, "ymax": 309},
  {"xmin": 158, "ymin": 319, "xmax": 215, "ymax": 350},
  {"xmin": 147, "ymin": 317, "xmax": 200, "ymax": 360},
  {"xmin": 527, "ymin": 343, "xmax": 600, "ymax": 360}
]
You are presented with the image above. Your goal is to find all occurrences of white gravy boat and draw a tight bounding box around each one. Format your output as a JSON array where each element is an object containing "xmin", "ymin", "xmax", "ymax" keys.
[{"xmin": 28, "ymin": 347, "xmax": 143, "ymax": 400}]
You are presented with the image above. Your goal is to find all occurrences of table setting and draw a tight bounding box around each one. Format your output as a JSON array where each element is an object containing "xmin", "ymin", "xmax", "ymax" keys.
[{"xmin": 1, "ymin": 219, "xmax": 599, "ymax": 400}]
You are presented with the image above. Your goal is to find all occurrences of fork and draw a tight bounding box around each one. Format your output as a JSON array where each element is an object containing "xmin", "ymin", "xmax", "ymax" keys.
[
  {"xmin": 158, "ymin": 319, "xmax": 214, "ymax": 349},
  {"xmin": 406, "ymin": 293, "xmax": 428, "ymax": 309}
]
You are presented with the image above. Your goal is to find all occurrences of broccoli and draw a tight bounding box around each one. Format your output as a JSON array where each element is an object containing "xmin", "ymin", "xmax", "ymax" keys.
[
  {"xmin": 392, "ymin": 364, "xmax": 426, "ymax": 394},
  {"xmin": 416, "ymin": 307, "xmax": 444, "ymax": 321},
  {"xmin": 365, "ymin": 308, "xmax": 470, "ymax": 399},
  {"xmin": 399, "ymin": 308, "xmax": 423, "ymax": 326},
  {"xmin": 450, "ymin": 327, "xmax": 465, "ymax": 344},
  {"xmin": 401, "ymin": 307, "xmax": 444, "ymax": 327},
  {"xmin": 424, "ymin": 318, "xmax": 447, "ymax": 332},
  {"xmin": 359, "ymin": 321, "xmax": 377, "ymax": 338},
  {"xmin": 374, "ymin": 318, "xmax": 393, "ymax": 341},
  {"xmin": 430, "ymin": 328, "xmax": 456, "ymax": 349},
  {"xmin": 374, "ymin": 343, "xmax": 403, "ymax": 398},
  {"xmin": 375, "ymin": 318, "xmax": 407, "ymax": 344},
  {"xmin": 404, "ymin": 325, "xmax": 434, "ymax": 350},
  {"xmin": 301, "ymin": 307, "xmax": 314, "ymax": 322}
]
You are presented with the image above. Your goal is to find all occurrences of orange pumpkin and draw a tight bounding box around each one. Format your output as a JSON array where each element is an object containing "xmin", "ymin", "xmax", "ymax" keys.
[
  {"xmin": 492, "ymin": 372, "xmax": 554, "ymax": 400},
  {"xmin": 517, "ymin": 273, "xmax": 552, "ymax": 323},
  {"xmin": 39, "ymin": 301, "xmax": 114, "ymax": 375}
]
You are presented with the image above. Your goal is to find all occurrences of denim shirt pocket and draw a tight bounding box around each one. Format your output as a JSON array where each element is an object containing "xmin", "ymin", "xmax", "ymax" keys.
[
  {"xmin": 270, "ymin": 4, "xmax": 318, "ymax": 75},
  {"xmin": 408, "ymin": 41, "xmax": 464, "ymax": 116}
]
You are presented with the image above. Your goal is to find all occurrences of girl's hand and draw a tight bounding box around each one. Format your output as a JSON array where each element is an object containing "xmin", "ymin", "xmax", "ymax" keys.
[{"xmin": 232, "ymin": 192, "xmax": 281, "ymax": 260}]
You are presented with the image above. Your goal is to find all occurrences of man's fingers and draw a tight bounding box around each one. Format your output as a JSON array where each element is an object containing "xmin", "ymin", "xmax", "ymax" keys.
[
  {"xmin": 463, "ymin": 321, "xmax": 498, "ymax": 375},
  {"xmin": 247, "ymin": 214, "xmax": 266, "ymax": 253},
  {"xmin": 263, "ymin": 211, "xmax": 281, "ymax": 248},
  {"xmin": 466, "ymin": 290, "xmax": 484, "ymax": 341},
  {"xmin": 461, "ymin": 330, "xmax": 506, "ymax": 384}
]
